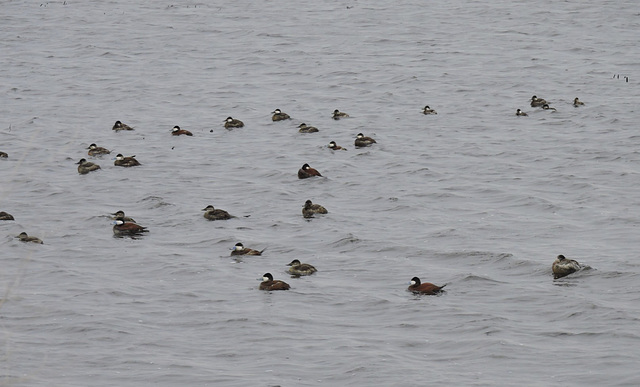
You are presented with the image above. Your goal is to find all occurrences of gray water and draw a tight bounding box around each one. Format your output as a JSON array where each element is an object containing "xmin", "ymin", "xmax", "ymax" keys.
[{"xmin": 1, "ymin": 0, "xmax": 640, "ymax": 386}]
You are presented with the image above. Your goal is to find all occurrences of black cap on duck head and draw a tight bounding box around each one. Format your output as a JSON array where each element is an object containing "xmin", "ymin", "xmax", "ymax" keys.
[
  {"xmin": 287, "ymin": 259, "xmax": 301, "ymax": 266},
  {"xmin": 88, "ymin": 143, "xmax": 97, "ymax": 149},
  {"xmin": 76, "ymin": 158, "xmax": 86, "ymax": 164},
  {"xmin": 410, "ymin": 277, "xmax": 421, "ymax": 285},
  {"xmin": 557, "ymin": 254, "xmax": 566, "ymax": 260},
  {"xmin": 262, "ymin": 273, "xmax": 274, "ymax": 281},
  {"xmin": 226, "ymin": 117, "xmax": 233, "ymax": 121},
  {"xmin": 302, "ymin": 163, "xmax": 310, "ymax": 169}
]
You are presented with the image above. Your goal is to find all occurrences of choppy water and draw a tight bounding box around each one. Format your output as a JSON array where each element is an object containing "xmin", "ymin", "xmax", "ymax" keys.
[{"xmin": 2, "ymin": 0, "xmax": 640, "ymax": 386}]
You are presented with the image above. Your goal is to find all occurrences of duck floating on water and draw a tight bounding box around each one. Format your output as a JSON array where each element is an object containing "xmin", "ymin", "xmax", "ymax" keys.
[
  {"xmin": 287, "ymin": 259, "xmax": 317, "ymax": 276},
  {"xmin": 112, "ymin": 120, "xmax": 134, "ymax": 131},
  {"xmin": 76, "ymin": 158, "xmax": 101, "ymax": 174},
  {"xmin": 302, "ymin": 199, "xmax": 328, "ymax": 218},
  {"xmin": 552, "ymin": 254, "xmax": 582, "ymax": 279},
  {"xmin": 259, "ymin": 273, "xmax": 290, "ymax": 291},
  {"xmin": 230, "ymin": 242, "xmax": 265, "ymax": 256},
  {"xmin": 408, "ymin": 277, "xmax": 446, "ymax": 295}
]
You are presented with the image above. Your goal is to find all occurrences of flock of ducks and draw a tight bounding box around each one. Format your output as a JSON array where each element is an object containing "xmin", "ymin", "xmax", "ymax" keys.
[{"xmin": 3, "ymin": 98, "xmax": 588, "ymax": 292}]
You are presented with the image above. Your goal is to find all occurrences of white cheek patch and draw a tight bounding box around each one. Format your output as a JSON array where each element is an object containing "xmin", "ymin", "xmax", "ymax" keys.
[
  {"xmin": 410, "ymin": 280, "xmax": 416, "ymax": 285},
  {"xmin": 262, "ymin": 276, "xmax": 269, "ymax": 282}
]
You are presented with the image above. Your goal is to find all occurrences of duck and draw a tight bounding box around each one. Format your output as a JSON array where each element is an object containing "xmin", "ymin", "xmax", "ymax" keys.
[
  {"xmin": 298, "ymin": 163, "xmax": 322, "ymax": 179},
  {"xmin": 354, "ymin": 133, "xmax": 376, "ymax": 147},
  {"xmin": 516, "ymin": 109, "xmax": 528, "ymax": 116},
  {"xmin": 230, "ymin": 242, "xmax": 266, "ymax": 256},
  {"xmin": 271, "ymin": 109, "xmax": 290, "ymax": 121},
  {"xmin": 332, "ymin": 109, "xmax": 350, "ymax": 120},
  {"xmin": 114, "ymin": 154, "xmax": 141, "ymax": 167},
  {"xmin": 0, "ymin": 151, "xmax": 9, "ymax": 158},
  {"xmin": 111, "ymin": 210, "xmax": 136, "ymax": 223},
  {"xmin": 302, "ymin": 199, "xmax": 328, "ymax": 218},
  {"xmin": 530, "ymin": 95, "xmax": 548, "ymax": 107},
  {"xmin": 87, "ymin": 143, "xmax": 111, "ymax": 156},
  {"xmin": 542, "ymin": 104, "xmax": 557, "ymax": 112},
  {"xmin": 298, "ymin": 123, "xmax": 319, "ymax": 133},
  {"xmin": 422, "ymin": 105, "xmax": 438, "ymax": 115},
  {"xmin": 552, "ymin": 254, "xmax": 582, "ymax": 279},
  {"xmin": 0, "ymin": 211, "xmax": 15, "ymax": 220},
  {"xmin": 202, "ymin": 205, "xmax": 235, "ymax": 220},
  {"xmin": 112, "ymin": 120, "xmax": 134, "ymax": 131},
  {"xmin": 224, "ymin": 116, "xmax": 244, "ymax": 129},
  {"xmin": 287, "ymin": 259, "xmax": 317, "ymax": 276},
  {"xmin": 259, "ymin": 273, "xmax": 290, "ymax": 291},
  {"xmin": 171, "ymin": 125, "xmax": 193, "ymax": 136},
  {"xmin": 16, "ymin": 232, "xmax": 43, "ymax": 244},
  {"xmin": 328, "ymin": 141, "xmax": 347, "ymax": 151},
  {"xmin": 408, "ymin": 277, "xmax": 446, "ymax": 295},
  {"xmin": 112, "ymin": 219, "xmax": 148, "ymax": 236},
  {"xmin": 573, "ymin": 97, "xmax": 585, "ymax": 107},
  {"xmin": 76, "ymin": 158, "xmax": 101, "ymax": 174}
]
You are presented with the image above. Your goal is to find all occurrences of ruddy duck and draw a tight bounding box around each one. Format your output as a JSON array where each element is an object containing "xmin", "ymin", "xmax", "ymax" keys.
[
  {"xmin": 224, "ymin": 117, "xmax": 244, "ymax": 129},
  {"xmin": 530, "ymin": 95, "xmax": 548, "ymax": 107},
  {"xmin": 0, "ymin": 211, "xmax": 15, "ymax": 220},
  {"xmin": 332, "ymin": 109, "xmax": 350, "ymax": 119},
  {"xmin": 287, "ymin": 259, "xmax": 317, "ymax": 276},
  {"xmin": 114, "ymin": 154, "xmax": 141, "ymax": 167},
  {"xmin": 408, "ymin": 277, "xmax": 446, "ymax": 295},
  {"xmin": 171, "ymin": 125, "xmax": 193, "ymax": 136},
  {"xmin": 111, "ymin": 210, "xmax": 136, "ymax": 223},
  {"xmin": 516, "ymin": 109, "xmax": 528, "ymax": 116},
  {"xmin": 76, "ymin": 158, "xmax": 101, "ymax": 174},
  {"xmin": 298, "ymin": 123, "xmax": 319, "ymax": 133},
  {"xmin": 354, "ymin": 133, "xmax": 376, "ymax": 147},
  {"xmin": 542, "ymin": 104, "xmax": 557, "ymax": 112},
  {"xmin": 259, "ymin": 273, "xmax": 290, "ymax": 291},
  {"xmin": 573, "ymin": 97, "xmax": 585, "ymax": 107},
  {"xmin": 298, "ymin": 163, "xmax": 322, "ymax": 179},
  {"xmin": 302, "ymin": 199, "xmax": 328, "ymax": 218},
  {"xmin": 328, "ymin": 141, "xmax": 347, "ymax": 151},
  {"xmin": 0, "ymin": 151, "xmax": 8, "ymax": 158},
  {"xmin": 87, "ymin": 143, "xmax": 111, "ymax": 156},
  {"xmin": 552, "ymin": 254, "xmax": 582, "ymax": 279},
  {"xmin": 271, "ymin": 109, "xmax": 290, "ymax": 121},
  {"xmin": 16, "ymin": 232, "xmax": 43, "ymax": 244},
  {"xmin": 202, "ymin": 205, "xmax": 235, "ymax": 220},
  {"xmin": 423, "ymin": 105, "xmax": 437, "ymax": 115},
  {"xmin": 112, "ymin": 219, "xmax": 148, "ymax": 236},
  {"xmin": 230, "ymin": 242, "xmax": 265, "ymax": 256},
  {"xmin": 112, "ymin": 120, "xmax": 134, "ymax": 131}
]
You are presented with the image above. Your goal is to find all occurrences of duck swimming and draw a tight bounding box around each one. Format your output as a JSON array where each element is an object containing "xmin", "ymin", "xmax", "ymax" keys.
[
  {"xmin": 0, "ymin": 211, "xmax": 15, "ymax": 220},
  {"xmin": 298, "ymin": 123, "xmax": 319, "ymax": 133},
  {"xmin": 422, "ymin": 105, "xmax": 437, "ymax": 115},
  {"xmin": 224, "ymin": 117, "xmax": 244, "ymax": 129},
  {"xmin": 230, "ymin": 242, "xmax": 265, "ymax": 256},
  {"xmin": 271, "ymin": 109, "xmax": 290, "ymax": 121},
  {"xmin": 354, "ymin": 133, "xmax": 376, "ymax": 147},
  {"xmin": 259, "ymin": 273, "xmax": 290, "ymax": 291},
  {"xmin": 76, "ymin": 158, "xmax": 101, "ymax": 174},
  {"xmin": 328, "ymin": 141, "xmax": 347, "ymax": 151},
  {"xmin": 408, "ymin": 277, "xmax": 446, "ymax": 295},
  {"xmin": 112, "ymin": 219, "xmax": 148, "ymax": 237},
  {"xmin": 298, "ymin": 163, "xmax": 322, "ymax": 179},
  {"xmin": 87, "ymin": 143, "xmax": 111, "ymax": 156},
  {"xmin": 573, "ymin": 97, "xmax": 585, "ymax": 107},
  {"xmin": 202, "ymin": 205, "xmax": 235, "ymax": 220},
  {"xmin": 542, "ymin": 104, "xmax": 557, "ymax": 112},
  {"xmin": 114, "ymin": 154, "xmax": 141, "ymax": 167},
  {"xmin": 302, "ymin": 199, "xmax": 328, "ymax": 218},
  {"xmin": 111, "ymin": 210, "xmax": 136, "ymax": 223},
  {"xmin": 516, "ymin": 109, "xmax": 528, "ymax": 116},
  {"xmin": 332, "ymin": 109, "xmax": 350, "ymax": 120},
  {"xmin": 552, "ymin": 254, "xmax": 582, "ymax": 279},
  {"xmin": 530, "ymin": 95, "xmax": 548, "ymax": 107},
  {"xmin": 171, "ymin": 125, "xmax": 193, "ymax": 136},
  {"xmin": 16, "ymin": 232, "xmax": 43, "ymax": 244},
  {"xmin": 0, "ymin": 151, "xmax": 7, "ymax": 158},
  {"xmin": 287, "ymin": 259, "xmax": 317, "ymax": 276},
  {"xmin": 112, "ymin": 120, "xmax": 134, "ymax": 131}
]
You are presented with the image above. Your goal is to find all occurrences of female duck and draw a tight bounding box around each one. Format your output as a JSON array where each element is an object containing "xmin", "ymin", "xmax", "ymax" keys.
[
  {"xmin": 113, "ymin": 219, "xmax": 148, "ymax": 236},
  {"xmin": 354, "ymin": 133, "xmax": 376, "ymax": 147},
  {"xmin": 287, "ymin": 259, "xmax": 317, "ymax": 276},
  {"xmin": 422, "ymin": 105, "xmax": 437, "ymax": 115},
  {"xmin": 332, "ymin": 109, "xmax": 350, "ymax": 120},
  {"xmin": 0, "ymin": 211, "xmax": 14, "ymax": 220},
  {"xmin": 202, "ymin": 205, "xmax": 235, "ymax": 220},
  {"xmin": 16, "ymin": 232, "xmax": 43, "ymax": 244},
  {"xmin": 302, "ymin": 199, "xmax": 328, "ymax": 218},
  {"xmin": 298, "ymin": 163, "xmax": 322, "ymax": 179},
  {"xmin": 76, "ymin": 158, "xmax": 101, "ymax": 174},
  {"xmin": 171, "ymin": 125, "xmax": 193, "ymax": 136},
  {"xmin": 552, "ymin": 254, "xmax": 582, "ymax": 279},
  {"xmin": 114, "ymin": 154, "xmax": 141, "ymax": 167},
  {"xmin": 298, "ymin": 123, "xmax": 319, "ymax": 133},
  {"xmin": 516, "ymin": 109, "xmax": 528, "ymax": 116},
  {"xmin": 224, "ymin": 117, "xmax": 244, "ymax": 129},
  {"xmin": 230, "ymin": 242, "xmax": 266, "ymax": 256},
  {"xmin": 328, "ymin": 141, "xmax": 347, "ymax": 151},
  {"xmin": 530, "ymin": 95, "xmax": 548, "ymax": 107},
  {"xmin": 271, "ymin": 109, "xmax": 290, "ymax": 121},
  {"xmin": 87, "ymin": 143, "xmax": 111, "ymax": 156},
  {"xmin": 111, "ymin": 210, "xmax": 136, "ymax": 223},
  {"xmin": 259, "ymin": 273, "xmax": 290, "ymax": 291},
  {"xmin": 408, "ymin": 277, "xmax": 446, "ymax": 295},
  {"xmin": 112, "ymin": 120, "xmax": 134, "ymax": 131},
  {"xmin": 573, "ymin": 97, "xmax": 585, "ymax": 107},
  {"xmin": 542, "ymin": 104, "xmax": 557, "ymax": 112}
]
